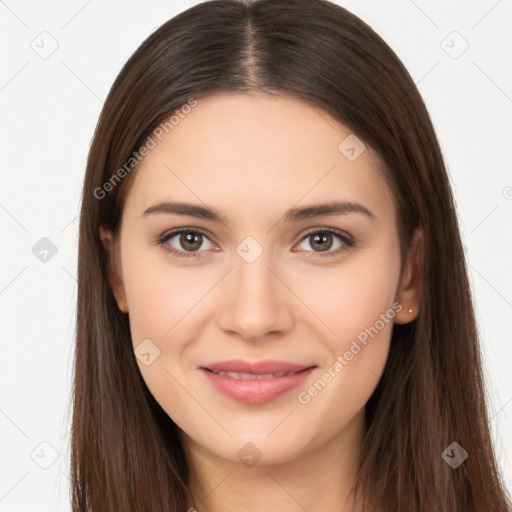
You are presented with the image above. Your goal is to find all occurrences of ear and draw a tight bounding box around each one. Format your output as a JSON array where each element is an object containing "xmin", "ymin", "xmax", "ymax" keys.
[
  {"xmin": 394, "ymin": 226, "xmax": 424, "ymax": 324},
  {"xmin": 99, "ymin": 226, "xmax": 128, "ymax": 313}
]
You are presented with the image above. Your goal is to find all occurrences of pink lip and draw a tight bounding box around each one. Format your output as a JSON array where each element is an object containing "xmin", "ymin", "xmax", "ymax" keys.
[
  {"xmin": 202, "ymin": 359, "xmax": 314, "ymax": 374},
  {"xmin": 199, "ymin": 359, "xmax": 317, "ymax": 404}
]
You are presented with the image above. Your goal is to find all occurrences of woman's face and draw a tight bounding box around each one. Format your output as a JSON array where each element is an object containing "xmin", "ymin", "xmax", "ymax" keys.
[{"xmin": 102, "ymin": 92, "xmax": 418, "ymax": 467}]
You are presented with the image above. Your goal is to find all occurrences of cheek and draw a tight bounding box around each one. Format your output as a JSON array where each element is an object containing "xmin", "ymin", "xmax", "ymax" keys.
[
  {"xmin": 293, "ymin": 245, "xmax": 401, "ymax": 351},
  {"xmin": 335, "ymin": 271, "xmax": 398, "ymax": 344},
  {"xmin": 120, "ymin": 245, "xmax": 213, "ymax": 419},
  {"xmin": 293, "ymin": 298, "xmax": 396, "ymax": 449},
  {"xmin": 292, "ymin": 246, "xmax": 400, "ymax": 409},
  {"xmin": 121, "ymin": 243, "xmax": 208, "ymax": 345}
]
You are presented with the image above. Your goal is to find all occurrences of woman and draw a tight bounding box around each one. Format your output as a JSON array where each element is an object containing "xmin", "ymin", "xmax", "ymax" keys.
[{"xmin": 71, "ymin": 0, "xmax": 512, "ymax": 510}]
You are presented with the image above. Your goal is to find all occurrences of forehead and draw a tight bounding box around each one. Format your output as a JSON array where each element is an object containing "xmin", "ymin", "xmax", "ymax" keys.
[{"xmin": 124, "ymin": 93, "xmax": 395, "ymax": 225}]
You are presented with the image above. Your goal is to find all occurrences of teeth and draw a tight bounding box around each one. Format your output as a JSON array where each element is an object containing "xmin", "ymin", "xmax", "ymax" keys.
[
  {"xmin": 211, "ymin": 370, "xmax": 296, "ymax": 379},
  {"xmin": 239, "ymin": 372, "xmax": 257, "ymax": 380}
]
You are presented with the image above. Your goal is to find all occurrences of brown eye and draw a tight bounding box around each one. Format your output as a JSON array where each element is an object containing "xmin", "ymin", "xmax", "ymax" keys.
[
  {"xmin": 295, "ymin": 229, "xmax": 354, "ymax": 257},
  {"xmin": 159, "ymin": 229, "xmax": 216, "ymax": 257},
  {"xmin": 179, "ymin": 232, "xmax": 203, "ymax": 252},
  {"xmin": 309, "ymin": 232, "xmax": 334, "ymax": 252}
]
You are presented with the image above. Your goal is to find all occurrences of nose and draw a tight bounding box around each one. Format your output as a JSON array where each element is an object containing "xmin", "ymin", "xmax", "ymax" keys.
[{"xmin": 217, "ymin": 249, "xmax": 294, "ymax": 342}]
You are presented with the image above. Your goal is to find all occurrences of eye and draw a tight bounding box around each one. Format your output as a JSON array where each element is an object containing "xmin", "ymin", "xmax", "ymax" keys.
[
  {"xmin": 293, "ymin": 228, "xmax": 354, "ymax": 257},
  {"xmin": 157, "ymin": 229, "xmax": 217, "ymax": 257},
  {"xmin": 157, "ymin": 227, "xmax": 355, "ymax": 259}
]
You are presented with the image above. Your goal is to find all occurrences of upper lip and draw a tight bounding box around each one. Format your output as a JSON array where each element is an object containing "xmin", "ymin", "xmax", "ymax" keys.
[{"xmin": 200, "ymin": 359, "xmax": 315, "ymax": 374}]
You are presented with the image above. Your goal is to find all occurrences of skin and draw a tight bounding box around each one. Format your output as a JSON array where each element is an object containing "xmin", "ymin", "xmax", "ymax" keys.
[{"xmin": 100, "ymin": 92, "xmax": 423, "ymax": 512}]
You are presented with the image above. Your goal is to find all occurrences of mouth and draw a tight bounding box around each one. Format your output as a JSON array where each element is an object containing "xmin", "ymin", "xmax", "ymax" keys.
[
  {"xmin": 198, "ymin": 359, "xmax": 317, "ymax": 404},
  {"xmin": 203, "ymin": 369, "xmax": 304, "ymax": 380}
]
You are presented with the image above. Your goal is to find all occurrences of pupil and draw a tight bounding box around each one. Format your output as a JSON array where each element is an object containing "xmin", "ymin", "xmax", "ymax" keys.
[
  {"xmin": 312, "ymin": 233, "xmax": 332, "ymax": 252},
  {"xmin": 181, "ymin": 232, "xmax": 201, "ymax": 251}
]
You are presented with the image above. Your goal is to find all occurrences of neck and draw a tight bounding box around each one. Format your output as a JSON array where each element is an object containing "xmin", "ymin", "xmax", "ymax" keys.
[{"xmin": 182, "ymin": 408, "xmax": 367, "ymax": 512}]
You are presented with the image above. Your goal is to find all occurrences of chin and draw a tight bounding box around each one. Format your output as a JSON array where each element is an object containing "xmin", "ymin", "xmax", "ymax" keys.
[{"xmin": 198, "ymin": 432, "xmax": 309, "ymax": 467}]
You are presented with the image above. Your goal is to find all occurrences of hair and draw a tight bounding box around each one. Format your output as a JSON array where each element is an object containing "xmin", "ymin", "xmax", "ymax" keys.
[{"xmin": 71, "ymin": 0, "xmax": 512, "ymax": 510}]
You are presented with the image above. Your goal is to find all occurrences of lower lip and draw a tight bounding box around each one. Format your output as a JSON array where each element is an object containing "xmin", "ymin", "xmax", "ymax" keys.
[{"xmin": 200, "ymin": 367, "xmax": 317, "ymax": 404}]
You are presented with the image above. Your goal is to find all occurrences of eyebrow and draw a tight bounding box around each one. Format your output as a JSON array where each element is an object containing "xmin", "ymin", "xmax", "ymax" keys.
[{"xmin": 142, "ymin": 200, "xmax": 376, "ymax": 224}]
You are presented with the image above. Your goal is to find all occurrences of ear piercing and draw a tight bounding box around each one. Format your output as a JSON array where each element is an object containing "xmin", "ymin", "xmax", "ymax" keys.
[{"xmin": 408, "ymin": 308, "xmax": 413, "ymax": 314}]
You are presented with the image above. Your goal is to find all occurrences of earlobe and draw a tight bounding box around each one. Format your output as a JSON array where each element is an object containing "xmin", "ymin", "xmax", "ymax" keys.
[
  {"xmin": 99, "ymin": 226, "xmax": 129, "ymax": 313},
  {"xmin": 394, "ymin": 226, "xmax": 424, "ymax": 324}
]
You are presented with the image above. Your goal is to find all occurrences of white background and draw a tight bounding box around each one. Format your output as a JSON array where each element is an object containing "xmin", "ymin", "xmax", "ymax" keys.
[{"xmin": 1, "ymin": 1, "xmax": 511, "ymax": 510}]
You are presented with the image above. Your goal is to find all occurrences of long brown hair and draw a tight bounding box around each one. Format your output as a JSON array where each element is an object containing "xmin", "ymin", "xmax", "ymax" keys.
[{"xmin": 71, "ymin": 0, "xmax": 512, "ymax": 510}]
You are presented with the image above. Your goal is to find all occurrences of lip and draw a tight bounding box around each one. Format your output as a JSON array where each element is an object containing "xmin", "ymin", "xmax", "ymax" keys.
[
  {"xmin": 201, "ymin": 358, "xmax": 313, "ymax": 374},
  {"xmin": 199, "ymin": 359, "xmax": 317, "ymax": 404}
]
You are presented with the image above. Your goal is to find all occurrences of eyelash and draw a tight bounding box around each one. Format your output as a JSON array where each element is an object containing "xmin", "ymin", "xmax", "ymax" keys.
[{"xmin": 156, "ymin": 227, "xmax": 355, "ymax": 259}]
